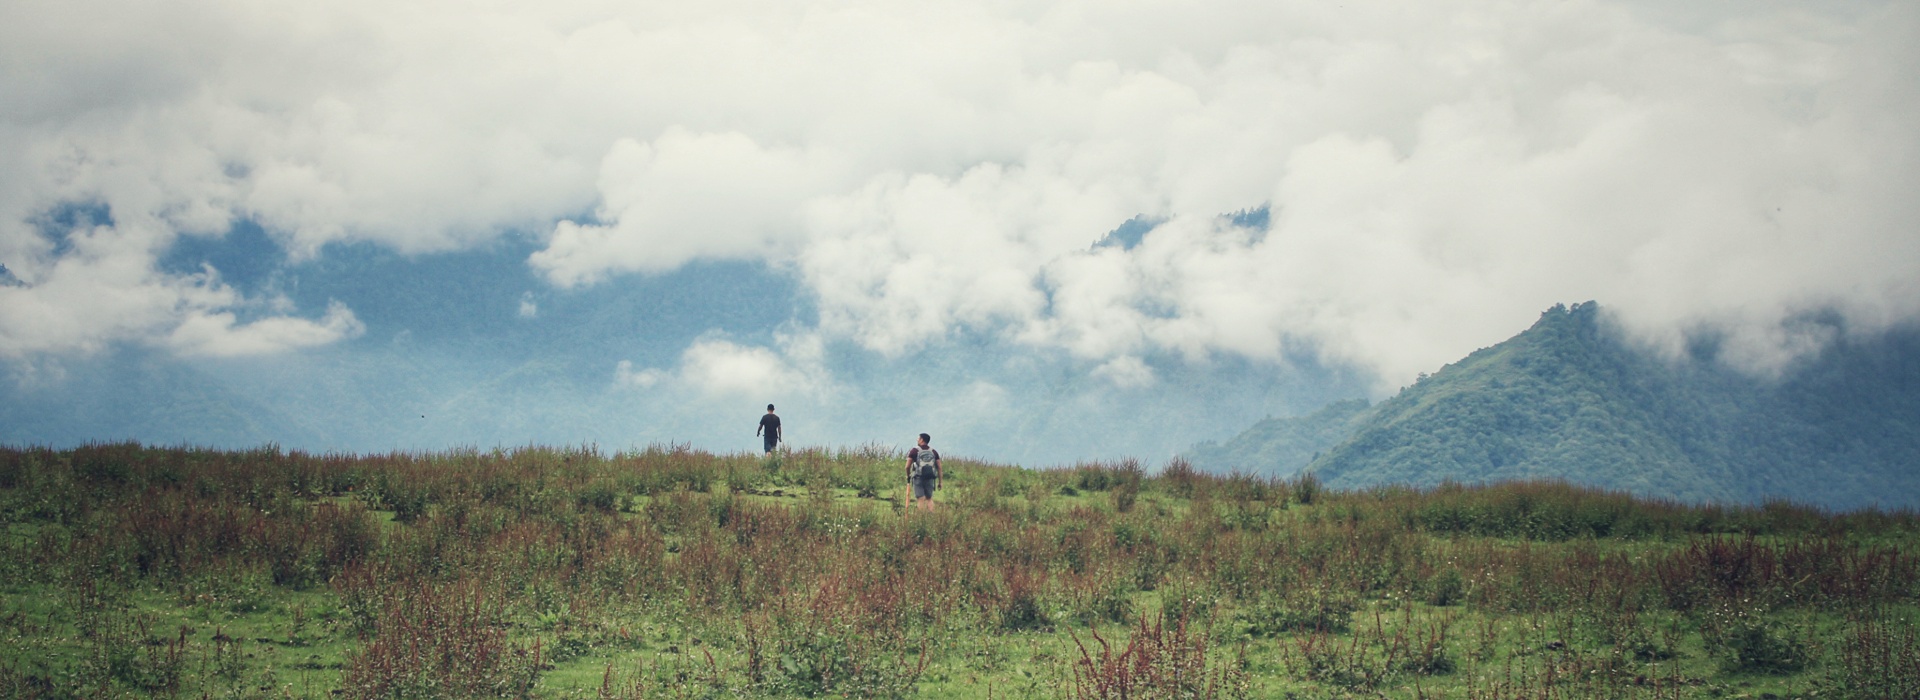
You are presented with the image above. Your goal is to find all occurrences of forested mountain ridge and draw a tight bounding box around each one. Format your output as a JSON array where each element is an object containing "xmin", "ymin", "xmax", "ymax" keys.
[{"xmin": 1189, "ymin": 302, "xmax": 1920, "ymax": 510}]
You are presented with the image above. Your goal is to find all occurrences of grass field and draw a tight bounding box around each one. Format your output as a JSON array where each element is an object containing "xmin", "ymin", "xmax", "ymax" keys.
[{"xmin": 1, "ymin": 442, "xmax": 1916, "ymax": 698}]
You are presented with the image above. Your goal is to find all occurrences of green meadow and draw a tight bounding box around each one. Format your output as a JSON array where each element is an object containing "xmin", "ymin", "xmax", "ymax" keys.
[{"xmin": 1, "ymin": 443, "xmax": 1916, "ymax": 698}]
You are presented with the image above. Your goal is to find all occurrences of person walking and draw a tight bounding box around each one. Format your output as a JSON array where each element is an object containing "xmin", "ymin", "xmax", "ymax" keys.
[
  {"xmin": 905, "ymin": 433, "xmax": 940, "ymax": 512},
  {"xmin": 756, "ymin": 404, "xmax": 782, "ymax": 455}
]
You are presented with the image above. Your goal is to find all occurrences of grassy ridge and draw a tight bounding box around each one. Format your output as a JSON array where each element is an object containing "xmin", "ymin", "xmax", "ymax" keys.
[{"xmin": 1, "ymin": 442, "xmax": 1917, "ymax": 698}]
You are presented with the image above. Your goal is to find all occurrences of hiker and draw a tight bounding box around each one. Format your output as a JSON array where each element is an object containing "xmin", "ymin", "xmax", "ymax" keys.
[
  {"xmin": 756, "ymin": 404, "xmax": 782, "ymax": 455},
  {"xmin": 905, "ymin": 433, "xmax": 941, "ymax": 512}
]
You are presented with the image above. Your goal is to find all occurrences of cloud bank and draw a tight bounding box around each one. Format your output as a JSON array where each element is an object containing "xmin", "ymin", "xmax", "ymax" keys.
[{"xmin": 2, "ymin": 0, "xmax": 1916, "ymax": 385}]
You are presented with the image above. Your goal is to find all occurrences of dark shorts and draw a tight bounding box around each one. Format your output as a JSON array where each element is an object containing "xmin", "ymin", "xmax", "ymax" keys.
[
  {"xmin": 763, "ymin": 435, "xmax": 778, "ymax": 453},
  {"xmin": 911, "ymin": 478, "xmax": 935, "ymax": 500}
]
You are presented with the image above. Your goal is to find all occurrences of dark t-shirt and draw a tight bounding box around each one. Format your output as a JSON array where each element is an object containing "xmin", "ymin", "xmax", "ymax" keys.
[{"xmin": 758, "ymin": 413, "xmax": 781, "ymax": 439}]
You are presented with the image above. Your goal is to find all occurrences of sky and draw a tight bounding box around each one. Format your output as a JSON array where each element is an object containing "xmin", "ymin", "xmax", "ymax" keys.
[{"xmin": 2, "ymin": 0, "xmax": 1917, "ymax": 464}]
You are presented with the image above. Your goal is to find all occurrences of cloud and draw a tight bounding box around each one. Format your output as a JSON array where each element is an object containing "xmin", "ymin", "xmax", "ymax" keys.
[
  {"xmin": 2, "ymin": 0, "xmax": 1915, "ymax": 384},
  {"xmin": 613, "ymin": 360, "xmax": 664, "ymax": 388},
  {"xmin": 615, "ymin": 334, "xmax": 828, "ymax": 398},
  {"xmin": 1092, "ymin": 356, "xmax": 1156, "ymax": 388},
  {"xmin": 678, "ymin": 338, "xmax": 805, "ymax": 396},
  {"xmin": 799, "ymin": 157, "xmax": 1139, "ymax": 355},
  {"xmin": 530, "ymin": 129, "xmax": 845, "ymax": 286},
  {"xmin": 166, "ymin": 300, "xmax": 364, "ymax": 357},
  {"xmin": 777, "ymin": 0, "xmax": 1920, "ymax": 384},
  {"xmin": 0, "ymin": 218, "xmax": 359, "ymax": 360}
]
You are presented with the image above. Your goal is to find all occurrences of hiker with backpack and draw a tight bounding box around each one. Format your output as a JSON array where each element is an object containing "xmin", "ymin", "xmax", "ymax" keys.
[{"xmin": 905, "ymin": 433, "xmax": 941, "ymax": 512}]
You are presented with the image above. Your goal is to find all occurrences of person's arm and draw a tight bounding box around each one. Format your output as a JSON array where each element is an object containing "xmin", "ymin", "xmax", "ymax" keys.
[{"xmin": 936, "ymin": 453, "xmax": 943, "ymax": 489}]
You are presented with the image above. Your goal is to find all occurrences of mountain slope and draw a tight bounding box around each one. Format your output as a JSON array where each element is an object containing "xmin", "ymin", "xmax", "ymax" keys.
[
  {"xmin": 1184, "ymin": 398, "xmax": 1372, "ymax": 477},
  {"xmin": 1193, "ymin": 302, "xmax": 1920, "ymax": 509}
]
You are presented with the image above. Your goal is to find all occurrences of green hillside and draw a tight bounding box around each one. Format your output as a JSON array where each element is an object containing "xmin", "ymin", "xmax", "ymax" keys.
[
  {"xmin": 1193, "ymin": 302, "xmax": 1920, "ymax": 510},
  {"xmin": 1184, "ymin": 398, "xmax": 1371, "ymax": 477},
  {"xmin": 4, "ymin": 443, "xmax": 1918, "ymax": 698}
]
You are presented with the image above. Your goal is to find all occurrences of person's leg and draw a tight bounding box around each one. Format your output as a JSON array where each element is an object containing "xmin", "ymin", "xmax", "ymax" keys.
[{"xmin": 911, "ymin": 479, "xmax": 934, "ymax": 510}]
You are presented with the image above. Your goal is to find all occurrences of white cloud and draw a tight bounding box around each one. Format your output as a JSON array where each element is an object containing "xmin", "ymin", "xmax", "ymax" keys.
[
  {"xmin": 1092, "ymin": 355, "xmax": 1156, "ymax": 388},
  {"xmin": 799, "ymin": 156, "xmax": 1139, "ymax": 355},
  {"xmin": 167, "ymin": 300, "xmax": 364, "ymax": 357},
  {"xmin": 783, "ymin": 0, "xmax": 1920, "ymax": 384},
  {"xmin": 530, "ymin": 129, "xmax": 845, "ymax": 286},
  {"xmin": 2, "ymin": 0, "xmax": 1914, "ymax": 382},
  {"xmin": 678, "ymin": 339, "xmax": 801, "ymax": 396},
  {"xmin": 0, "ymin": 219, "xmax": 359, "ymax": 360},
  {"xmin": 613, "ymin": 359, "xmax": 664, "ymax": 388},
  {"xmin": 518, "ymin": 291, "xmax": 538, "ymax": 319},
  {"xmin": 615, "ymin": 333, "xmax": 829, "ymax": 398}
]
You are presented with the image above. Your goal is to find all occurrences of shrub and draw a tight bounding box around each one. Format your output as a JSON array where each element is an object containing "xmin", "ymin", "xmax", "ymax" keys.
[
  {"xmin": 1835, "ymin": 614, "xmax": 1920, "ymax": 698},
  {"xmin": 1237, "ymin": 586, "xmax": 1358, "ymax": 636},
  {"xmin": 1066, "ymin": 571, "xmax": 1136, "ymax": 626},
  {"xmin": 1111, "ymin": 482, "xmax": 1138, "ymax": 513},
  {"xmin": 853, "ymin": 466, "xmax": 882, "ymax": 498},
  {"xmin": 1076, "ymin": 467, "xmax": 1113, "ymax": 492},
  {"xmin": 1402, "ymin": 616, "xmax": 1456, "ymax": 676},
  {"xmin": 1158, "ymin": 575, "xmax": 1219, "ymax": 624},
  {"xmin": 743, "ymin": 613, "xmax": 929, "ymax": 697},
  {"xmin": 1069, "ymin": 612, "xmax": 1249, "ymax": 700},
  {"xmin": 997, "ymin": 566, "xmax": 1053, "ymax": 631},
  {"xmin": 1426, "ymin": 568, "xmax": 1465, "ymax": 607},
  {"xmin": 1290, "ymin": 629, "xmax": 1379, "ymax": 690},
  {"xmin": 1159, "ymin": 458, "xmax": 1199, "ymax": 499},
  {"xmin": 1292, "ymin": 473, "xmax": 1321, "ymax": 505},
  {"xmin": 1712, "ymin": 615, "xmax": 1812, "ymax": 674},
  {"xmin": 73, "ymin": 611, "xmax": 187, "ymax": 695},
  {"xmin": 339, "ymin": 581, "xmax": 542, "ymax": 699},
  {"xmin": 576, "ymin": 483, "xmax": 619, "ymax": 513}
]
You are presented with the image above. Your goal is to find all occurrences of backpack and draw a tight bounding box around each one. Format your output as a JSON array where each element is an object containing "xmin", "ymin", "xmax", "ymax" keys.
[{"xmin": 912, "ymin": 448, "xmax": 940, "ymax": 480}]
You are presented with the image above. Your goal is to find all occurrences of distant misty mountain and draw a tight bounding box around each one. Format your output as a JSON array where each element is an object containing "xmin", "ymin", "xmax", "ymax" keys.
[
  {"xmin": 1187, "ymin": 302, "xmax": 1920, "ymax": 510},
  {"xmin": 2, "ymin": 337, "xmax": 1359, "ymax": 466},
  {"xmin": 1185, "ymin": 398, "xmax": 1372, "ymax": 478},
  {"xmin": 0, "ymin": 349, "xmax": 323, "ymax": 448}
]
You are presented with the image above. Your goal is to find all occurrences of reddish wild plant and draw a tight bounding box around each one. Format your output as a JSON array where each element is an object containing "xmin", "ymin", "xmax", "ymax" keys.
[{"xmin": 1070, "ymin": 611, "xmax": 1247, "ymax": 700}]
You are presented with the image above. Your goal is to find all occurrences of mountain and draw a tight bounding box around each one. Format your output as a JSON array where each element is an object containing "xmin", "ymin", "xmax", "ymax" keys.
[
  {"xmin": 0, "ymin": 349, "xmax": 323, "ymax": 448},
  {"xmin": 1189, "ymin": 302, "xmax": 1920, "ymax": 510},
  {"xmin": 1185, "ymin": 398, "xmax": 1371, "ymax": 477}
]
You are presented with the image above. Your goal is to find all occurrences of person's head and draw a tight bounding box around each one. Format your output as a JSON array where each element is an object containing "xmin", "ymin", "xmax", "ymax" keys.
[
  {"xmin": 918, "ymin": 433, "xmax": 930, "ymax": 446},
  {"xmin": 767, "ymin": 404, "xmax": 776, "ymax": 413}
]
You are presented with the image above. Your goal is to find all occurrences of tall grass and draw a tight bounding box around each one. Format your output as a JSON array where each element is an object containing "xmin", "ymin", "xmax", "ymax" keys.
[{"xmin": 0, "ymin": 442, "xmax": 1915, "ymax": 697}]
